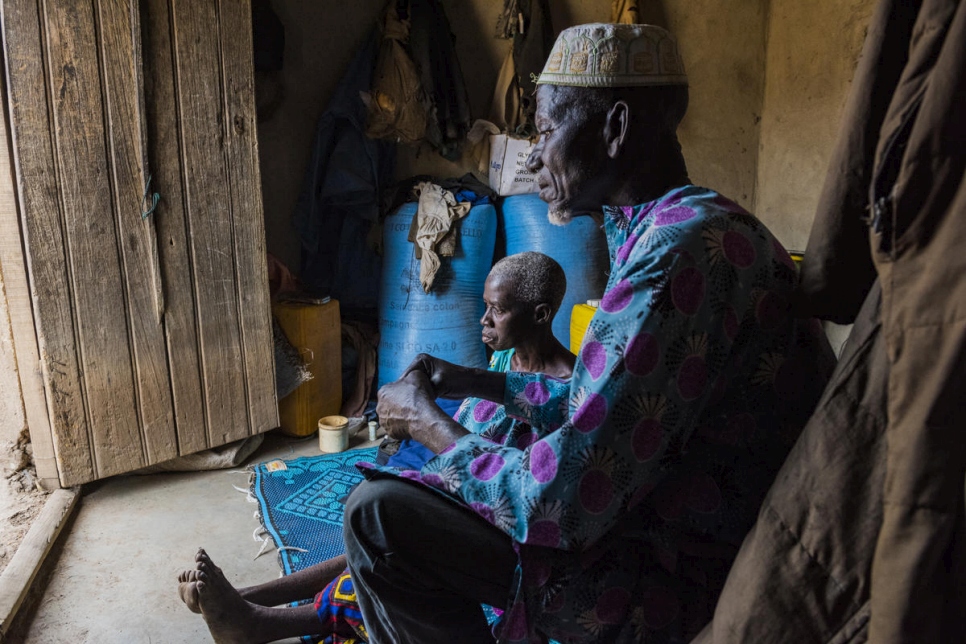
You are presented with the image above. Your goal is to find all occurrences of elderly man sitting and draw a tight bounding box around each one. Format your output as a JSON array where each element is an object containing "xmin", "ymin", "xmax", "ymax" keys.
[
  {"xmin": 177, "ymin": 252, "xmax": 575, "ymax": 643},
  {"xmin": 346, "ymin": 23, "xmax": 835, "ymax": 644}
]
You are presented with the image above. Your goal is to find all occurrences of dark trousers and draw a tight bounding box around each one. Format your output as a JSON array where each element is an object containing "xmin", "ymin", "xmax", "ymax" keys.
[{"xmin": 343, "ymin": 478, "xmax": 517, "ymax": 643}]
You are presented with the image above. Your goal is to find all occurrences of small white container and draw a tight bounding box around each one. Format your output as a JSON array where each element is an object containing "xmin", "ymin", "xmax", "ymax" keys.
[
  {"xmin": 318, "ymin": 415, "xmax": 349, "ymax": 453},
  {"xmin": 368, "ymin": 421, "xmax": 379, "ymax": 442}
]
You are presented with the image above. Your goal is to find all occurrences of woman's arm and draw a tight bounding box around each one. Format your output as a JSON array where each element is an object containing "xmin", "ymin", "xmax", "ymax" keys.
[{"xmin": 403, "ymin": 353, "xmax": 508, "ymax": 403}]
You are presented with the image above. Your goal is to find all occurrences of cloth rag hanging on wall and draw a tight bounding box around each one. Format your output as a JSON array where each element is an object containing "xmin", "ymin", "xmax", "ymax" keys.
[
  {"xmin": 362, "ymin": 3, "xmax": 428, "ymax": 144},
  {"xmin": 405, "ymin": 0, "xmax": 472, "ymax": 161},
  {"xmin": 695, "ymin": 0, "xmax": 966, "ymax": 641},
  {"xmin": 292, "ymin": 30, "xmax": 395, "ymax": 311},
  {"xmin": 491, "ymin": 0, "xmax": 554, "ymax": 137},
  {"xmin": 407, "ymin": 181, "xmax": 470, "ymax": 293}
]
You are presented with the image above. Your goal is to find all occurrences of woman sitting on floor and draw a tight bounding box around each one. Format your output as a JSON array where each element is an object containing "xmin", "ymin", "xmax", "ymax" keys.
[{"xmin": 177, "ymin": 251, "xmax": 575, "ymax": 644}]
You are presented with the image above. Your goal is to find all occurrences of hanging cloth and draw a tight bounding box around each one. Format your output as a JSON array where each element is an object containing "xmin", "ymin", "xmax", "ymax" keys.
[
  {"xmin": 292, "ymin": 30, "xmax": 395, "ymax": 307},
  {"xmin": 490, "ymin": 0, "xmax": 554, "ymax": 138},
  {"xmin": 611, "ymin": 0, "xmax": 641, "ymax": 24},
  {"xmin": 362, "ymin": 4, "xmax": 428, "ymax": 143},
  {"xmin": 410, "ymin": 182, "xmax": 471, "ymax": 293},
  {"xmin": 407, "ymin": 0, "xmax": 472, "ymax": 161},
  {"xmin": 490, "ymin": 47, "xmax": 522, "ymax": 134}
]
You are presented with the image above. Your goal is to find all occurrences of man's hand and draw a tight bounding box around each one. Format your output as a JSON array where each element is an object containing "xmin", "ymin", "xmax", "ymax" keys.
[
  {"xmin": 376, "ymin": 370, "xmax": 437, "ymax": 441},
  {"xmin": 376, "ymin": 367, "xmax": 472, "ymax": 454}
]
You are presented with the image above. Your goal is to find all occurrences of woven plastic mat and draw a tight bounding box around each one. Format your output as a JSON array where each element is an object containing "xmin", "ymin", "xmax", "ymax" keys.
[{"xmin": 250, "ymin": 447, "xmax": 378, "ymax": 574}]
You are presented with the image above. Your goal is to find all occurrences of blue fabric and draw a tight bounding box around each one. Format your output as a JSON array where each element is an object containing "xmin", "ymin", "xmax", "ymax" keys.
[
  {"xmin": 250, "ymin": 448, "xmax": 379, "ymax": 574},
  {"xmin": 453, "ymin": 189, "xmax": 491, "ymax": 206},
  {"xmin": 384, "ymin": 397, "xmax": 465, "ymax": 470},
  {"xmin": 385, "ymin": 439, "xmax": 435, "ymax": 470}
]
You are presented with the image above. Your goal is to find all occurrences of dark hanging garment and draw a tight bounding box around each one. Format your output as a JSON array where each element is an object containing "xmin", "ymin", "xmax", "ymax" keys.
[
  {"xmin": 492, "ymin": 0, "xmax": 554, "ymax": 138},
  {"xmin": 696, "ymin": 1, "xmax": 966, "ymax": 642},
  {"xmin": 292, "ymin": 30, "xmax": 395, "ymax": 313},
  {"xmin": 407, "ymin": 0, "xmax": 472, "ymax": 160}
]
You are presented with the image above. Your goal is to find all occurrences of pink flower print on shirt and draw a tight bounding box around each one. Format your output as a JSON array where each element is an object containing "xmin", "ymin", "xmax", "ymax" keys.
[
  {"xmin": 671, "ymin": 266, "xmax": 705, "ymax": 315},
  {"xmin": 654, "ymin": 205, "xmax": 697, "ymax": 227},
  {"xmin": 529, "ymin": 440, "xmax": 558, "ymax": 484},
  {"xmin": 581, "ymin": 341, "xmax": 608, "ymax": 380},
  {"xmin": 601, "ymin": 279, "xmax": 634, "ymax": 313},
  {"xmin": 625, "ymin": 332, "xmax": 660, "ymax": 376},
  {"xmin": 573, "ymin": 393, "xmax": 608, "ymax": 433},
  {"xmin": 722, "ymin": 230, "xmax": 756, "ymax": 268}
]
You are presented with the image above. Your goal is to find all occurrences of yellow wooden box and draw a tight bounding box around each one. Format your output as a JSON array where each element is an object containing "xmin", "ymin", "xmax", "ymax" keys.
[{"xmin": 272, "ymin": 298, "xmax": 342, "ymax": 437}]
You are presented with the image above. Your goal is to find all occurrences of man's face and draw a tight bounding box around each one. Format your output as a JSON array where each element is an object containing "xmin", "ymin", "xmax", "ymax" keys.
[
  {"xmin": 480, "ymin": 275, "xmax": 533, "ymax": 352},
  {"xmin": 527, "ymin": 85, "xmax": 609, "ymax": 225}
]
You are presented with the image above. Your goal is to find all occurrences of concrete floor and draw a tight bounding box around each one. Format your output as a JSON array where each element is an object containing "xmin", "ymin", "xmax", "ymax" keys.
[{"xmin": 19, "ymin": 431, "xmax": 377, "ymax": 643}]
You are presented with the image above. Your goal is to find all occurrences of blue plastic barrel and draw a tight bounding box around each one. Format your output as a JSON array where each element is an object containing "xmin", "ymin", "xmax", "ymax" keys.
[
  {"xmin": 501, "ymin": 194, "xmax": 609, "ymax": 346},
  {"xmin": 378, "ymin": 202, "xmax": 497, "ymax": 388}
]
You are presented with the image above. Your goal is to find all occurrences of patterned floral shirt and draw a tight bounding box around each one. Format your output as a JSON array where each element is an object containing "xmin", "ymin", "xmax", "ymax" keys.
[{"xmin": 362, "ymin": 186, "xmax": 832, "ymax": 643}]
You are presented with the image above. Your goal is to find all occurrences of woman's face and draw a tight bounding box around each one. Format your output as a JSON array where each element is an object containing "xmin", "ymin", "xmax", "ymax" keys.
[{"xmin": 480, "ymin": 275, "xmax": 533, "ymax": 352}]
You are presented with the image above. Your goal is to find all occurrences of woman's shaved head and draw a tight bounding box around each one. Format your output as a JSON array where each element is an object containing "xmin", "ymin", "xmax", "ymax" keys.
[{"xmin": 488, "ymin": 252, "xmax": 567, "ymax": 316}]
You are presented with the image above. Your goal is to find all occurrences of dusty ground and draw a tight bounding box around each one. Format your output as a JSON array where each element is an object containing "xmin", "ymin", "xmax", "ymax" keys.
[{"xmin": 0, "ymin": 429, "xmax": 49, "ymax": 576}]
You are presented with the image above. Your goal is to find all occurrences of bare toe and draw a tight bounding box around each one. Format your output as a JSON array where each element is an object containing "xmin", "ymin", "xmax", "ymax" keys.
[
  {"xmin": 196, "ymin": 549, "xmax": 225, "ymax": 578},
  {"xmin": 178, "ymin": 571, "xmax": 202, "ymax": 614}
]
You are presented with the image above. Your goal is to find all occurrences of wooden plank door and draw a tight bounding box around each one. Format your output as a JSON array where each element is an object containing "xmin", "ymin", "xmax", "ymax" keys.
[{"xmin": 0, "ymin": 0, "xmax": 277, "ymax": 487}]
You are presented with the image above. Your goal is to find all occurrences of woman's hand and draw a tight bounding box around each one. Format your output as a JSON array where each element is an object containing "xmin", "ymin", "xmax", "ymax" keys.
[{"xmin": 403, "ymin": 353, "xmax": 506, "ymax": 402}]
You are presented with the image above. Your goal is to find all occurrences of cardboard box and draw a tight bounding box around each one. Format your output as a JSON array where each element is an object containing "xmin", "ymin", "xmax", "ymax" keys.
[{"xmin": 488, "ymin": 134, "xmax": 539, "ymax": 196}]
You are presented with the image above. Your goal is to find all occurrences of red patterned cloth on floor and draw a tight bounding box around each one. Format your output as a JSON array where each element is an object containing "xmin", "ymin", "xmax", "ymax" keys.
[{"xmin": 314, "ymin": 568, "xmax": 368, "ymax": 643}]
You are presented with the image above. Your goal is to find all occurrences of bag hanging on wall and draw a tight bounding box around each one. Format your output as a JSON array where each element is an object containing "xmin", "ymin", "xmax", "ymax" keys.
[
  {"xmin": 378, "ymin": 202, "xmax": 497, "ymax": 388},
  {"xmin": 362, "ymin": 3, "xmax": 428, "ymax": 144},
  {"xmin": 501, "ymin": 194, "xmax": 609, "ymax": 346}
]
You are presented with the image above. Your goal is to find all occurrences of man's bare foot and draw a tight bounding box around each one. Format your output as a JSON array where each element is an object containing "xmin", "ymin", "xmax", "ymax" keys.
[
  {"xmin": 195, "ymin": 552, "xmax": 264, "ymax": 644},
  {"xmin": 177, "ymin": 569, "xmax": 202, "ymax": 613}
]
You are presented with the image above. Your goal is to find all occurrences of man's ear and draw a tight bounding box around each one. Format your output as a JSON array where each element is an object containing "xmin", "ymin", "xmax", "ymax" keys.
[
  {"xmin": 603, "ymin": 100, "xmax": 630, "ymax": 159},
  {"xmin": 533, "ymin": 303, "xmax": 553, "ymax": 326}
]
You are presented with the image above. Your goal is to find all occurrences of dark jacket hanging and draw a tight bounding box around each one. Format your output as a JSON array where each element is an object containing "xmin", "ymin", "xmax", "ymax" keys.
[
  {"xmin": 292, "ymin": 30, "xmax": 395, "ymax": 311},
  {"xmin": 695, "ymin": 0, "xmax": 966, "ymax": 641}
]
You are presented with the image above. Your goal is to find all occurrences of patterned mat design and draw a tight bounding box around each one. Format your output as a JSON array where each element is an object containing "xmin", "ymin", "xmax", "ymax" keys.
[
  {"xmin": 250, "ymin": 447, "xmax": 554, "ymax": 643},
  {"xmin": 250, "ymin": 448, "xmax": 378, "ymax": 574}
]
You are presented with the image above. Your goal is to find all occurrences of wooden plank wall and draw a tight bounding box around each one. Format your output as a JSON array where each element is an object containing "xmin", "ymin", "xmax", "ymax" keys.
[
  {"xmin": 140, "ymin": 0, "xmax": 208, "ymax": 455},
  {"xmin": 1, "ymin": 0, "xmax": 94, "ymax": 485},
  {"xmin": 0, "ymin": 40, "xmax": 59, "ymax": 489},
  {"xmin": 218, "ymin": 0, "xmax": 276, "ymax": 436},
  {"xmin": 165, "ymin": 0, "xmax": 276, "ymax": 447},
  {"xmin": 167, "ymin": 0, "xmax": 251, "ymax": 447},
  {"xmin": 95, "ymin": 0, "xmax": 177, "ymax": 465},
  {"xmin": 1, "ymin": 0, "xmax": 277, "ymax": 486}
]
